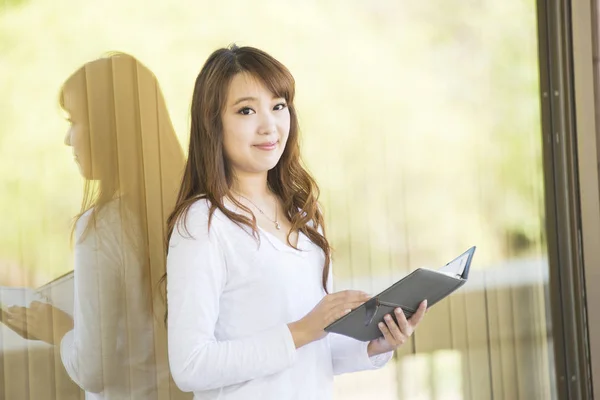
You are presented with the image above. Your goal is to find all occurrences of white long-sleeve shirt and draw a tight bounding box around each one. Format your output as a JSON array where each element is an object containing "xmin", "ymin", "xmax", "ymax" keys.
[
  {"xmin": 60, "ymin": 200, "xmax": 169, "ymax": 399},
  {"xmin": 166, "ymin": 199, "xmax": 393, "ymax": 400}
]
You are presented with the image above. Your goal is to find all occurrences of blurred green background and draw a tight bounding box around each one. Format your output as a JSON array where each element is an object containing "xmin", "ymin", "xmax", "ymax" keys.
[{"xmin": 0, "ymin": 0, "xmax": 544, "ymax": 286}]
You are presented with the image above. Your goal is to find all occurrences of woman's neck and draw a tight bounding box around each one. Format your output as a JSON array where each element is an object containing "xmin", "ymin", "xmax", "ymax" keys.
[{"xmin": 230, "ymin": 173, "xmax": 272, "ymax": 201}]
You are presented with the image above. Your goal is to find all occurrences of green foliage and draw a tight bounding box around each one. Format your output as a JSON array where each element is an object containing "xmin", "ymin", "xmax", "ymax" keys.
[
  {"xmin": 0, "ymin": 0, "xmax": 546, "ymax": 283},
  {"xmin": 0, "ymin": 0, "xmax": 27, "ymax": 12}
]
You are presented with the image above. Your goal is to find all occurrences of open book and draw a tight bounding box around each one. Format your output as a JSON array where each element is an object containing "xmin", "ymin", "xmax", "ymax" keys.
[
  {"xmin": 324, "ymin": 246, "xmax": 476, "ymax": 341},
  {"xmin": 0, "ymin": 271, "xmax": 74, "ymax": 313},
  {"xmin": 0, "ymin": 271, "xmax": 74, "ymax": 339}
]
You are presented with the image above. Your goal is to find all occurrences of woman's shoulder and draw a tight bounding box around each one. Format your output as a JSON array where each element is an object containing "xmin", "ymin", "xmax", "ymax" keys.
[
  {"xmin": 74, "ymin": 199, "xmax": 138, "ymax": 244},
  {"xmin": 186, "ymin": 197, "xmax": 212, "ymax": 217},
  {"xmin": 172, "ymin": 197, "xmax": 228, "ymax": 237},
  {"xmin": 180, "ymin": 197, "xmax": 224, "ymax": 222},
  {"xmin": 74, "ymin": 200, "xmax": 119, "ymax": 234}
]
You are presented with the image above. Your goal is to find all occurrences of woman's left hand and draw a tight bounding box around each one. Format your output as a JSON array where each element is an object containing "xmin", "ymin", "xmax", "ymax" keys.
[
  {"xmin": 5, "ymin": 302, "xmax": 74, "ymax": 345},
  {"xmin": 367, "ymin": 300, "xmax": 427, "ymax": 356}
]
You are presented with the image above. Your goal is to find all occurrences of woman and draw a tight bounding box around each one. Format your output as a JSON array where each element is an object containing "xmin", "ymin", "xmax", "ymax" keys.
[
  {"xmin": 166, "ymin": 44, "xmax": 427, "ymax": 400},
  {"xmin": 6, "ymin": 52, "xmax": 187, "ymax": 399}
]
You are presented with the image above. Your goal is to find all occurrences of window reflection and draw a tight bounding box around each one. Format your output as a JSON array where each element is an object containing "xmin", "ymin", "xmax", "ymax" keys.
[{"xmin": 1, "ymin": 53, "xmax": 188, "ymax": 400}]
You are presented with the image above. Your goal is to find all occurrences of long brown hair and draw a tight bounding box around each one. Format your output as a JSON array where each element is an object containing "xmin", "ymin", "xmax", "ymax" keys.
[
  {"xmin": 166, "ymin": 44, "xmax": 331, "ymax": 293},
  {"xmin": 60, "ymin": 52, "xmax": 184, "ymax": 243},
  {"xmin": 60, "ymin": 52, "xmax": 185, "ymax": 319},
  {"xmin": 59, "ymin": 52, "xmax": 186, "ymax": 395}
]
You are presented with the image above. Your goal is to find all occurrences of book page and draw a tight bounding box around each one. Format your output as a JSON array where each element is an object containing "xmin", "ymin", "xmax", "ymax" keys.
[
  {"xmin": 439, "ymin": 252, "xmax": 470, "ymax": 277},
  {"xmin": 0, "ymin": 287, "xmax": 52, "ymax": 347},
  {"xmin": 36, "ymin": 272, "xmax": 74, "ymax": 315},
  {"xmin": 0, "ymin": 272, "xmax": 74, "ymax": 316},
  {"xmin": 0, "ymin": 287, "xmax": 46, "ymax": 310}
]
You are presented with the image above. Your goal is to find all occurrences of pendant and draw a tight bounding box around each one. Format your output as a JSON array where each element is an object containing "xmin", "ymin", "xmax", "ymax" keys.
[{"xmin": 275, "ymin": 222, "xmax": 281, "ymax": 230}]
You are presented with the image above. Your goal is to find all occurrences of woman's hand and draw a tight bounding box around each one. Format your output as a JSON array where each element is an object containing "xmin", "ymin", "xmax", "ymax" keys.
[
  {"xmin": 288, "ymin": 290, "xmax": 371, "ymax": 348},
  {"xmin": 5, "ymin": 301, "xmax": 74, "ymax": 345},
  {"xmin": 367, "ymin": 300, "xmax": 427, "ymax": 357}
]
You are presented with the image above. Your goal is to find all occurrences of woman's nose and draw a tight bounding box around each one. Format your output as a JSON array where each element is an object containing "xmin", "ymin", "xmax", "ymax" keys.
[{"xmin": 259, "ymin": 113, "xmax": 277, "ymax": 135}]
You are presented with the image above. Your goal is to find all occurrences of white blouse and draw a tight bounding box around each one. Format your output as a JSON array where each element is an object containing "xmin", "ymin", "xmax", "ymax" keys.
[
  {"xmin": 166, "ymin": 199, "xmax": 393, "ymax": 400},
  {"xmin": 60, "ymin": 200, "xmax": 169, "ymax": 400}
]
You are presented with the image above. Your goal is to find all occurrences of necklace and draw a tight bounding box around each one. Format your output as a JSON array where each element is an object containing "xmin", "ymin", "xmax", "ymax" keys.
[{"xmin": 235, "ymin": 192, "xmax": 280, "ymax": 230}]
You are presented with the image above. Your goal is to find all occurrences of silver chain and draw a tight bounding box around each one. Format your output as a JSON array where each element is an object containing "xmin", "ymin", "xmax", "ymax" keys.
[{"xmin": 234, "ymin": 192, "xmax": 281, "ymax": 230}]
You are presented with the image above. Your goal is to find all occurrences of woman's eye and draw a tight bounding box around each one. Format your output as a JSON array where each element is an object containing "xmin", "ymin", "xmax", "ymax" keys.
[
  {"xmin": 238, "ymin": 107, "xmax": 255, "ymax": 115},
  {"xmin": 274, "ymin": 103, "xmax": 287, "ymax": 111}
]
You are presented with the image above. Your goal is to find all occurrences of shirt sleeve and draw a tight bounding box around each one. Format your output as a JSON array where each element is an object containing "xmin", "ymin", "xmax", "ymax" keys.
[
  {"xmin": 60, "ymin": 209, "xmax": 124, "ymax": 393},
  {"xmin": 325, "ymin": 259, "xmax": 394, "ymax": 375},
  {"xmin": 166, "ymin": 201, "xmax": 297, "ymax": 393}
]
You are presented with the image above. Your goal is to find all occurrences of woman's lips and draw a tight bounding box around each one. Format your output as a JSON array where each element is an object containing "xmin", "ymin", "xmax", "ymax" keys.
[{"xmin": 254, "ymin": 141, "xmax": 278, "ymax": 151}]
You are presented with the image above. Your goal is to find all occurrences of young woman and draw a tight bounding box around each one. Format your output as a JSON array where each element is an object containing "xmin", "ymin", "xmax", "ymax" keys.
[
  {"xmin": 6, "ymin": 53, "xmax": 188, "ymax": 400},
  {"xmin": 166, "ymin": 45, "xmax": 427, "ymax": 399}
]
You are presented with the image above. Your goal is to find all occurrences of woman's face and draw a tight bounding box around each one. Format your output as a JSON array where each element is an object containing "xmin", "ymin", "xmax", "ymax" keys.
[
  {"xmin": 62, "ymin": 89, "xmax": 93, "ymax": 179},
  {"xmin": 221, "ymin": 72, "xmax": 290, "ymax": 178}
]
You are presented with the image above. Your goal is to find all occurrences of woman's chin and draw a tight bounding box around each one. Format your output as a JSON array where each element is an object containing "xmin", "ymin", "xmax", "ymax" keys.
[
  {"xmin": 263, "ymin": 159, "xmax": 283, "ymax": 172},
  {"xmin": 245, "ymin": 157, "xmax": 280, "ymax": 173},
  {"xmin": 77, "ymin": 165, "xmax": 94, "ymax": 180},
  {"xmin": 233, "ymin": 154, "xmax": 284, "ymax": 175}
]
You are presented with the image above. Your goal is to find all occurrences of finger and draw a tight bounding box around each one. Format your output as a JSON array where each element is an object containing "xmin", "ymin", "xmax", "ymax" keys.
[
  {"xmin": 330, "ymin": 294, "xmax": 370, "ymax": 311},
  {"xmin": 6, "ymin": 317, "xmax": 27, "ymax": 331},
  {"xmin": 333, "ymin": 290, "xmax": 371, "ymax": 303},
  {"xmin": 341, "ymin": 299, "xmax": 369, "ymax": 310},
  {"xmin": 31, "ymin": 302, "xmax": 51, "ymax": 313},
  {"xmin": 6, "ymin": 317, "xmax": 36, "ymax": 339},
  {"xmin": 384, "ymin": 313, "xmax": 406, "ymax": 342},
  {"xmin": 378, "ymin": 321, "xmax": 395, "ymax": 345},
  {"xmin": 409, "ymin": 299, "xmax": 428, "ymax": 327},
  {"xmin": 4, "ymin": 314, "xmax": 24, "ymax": 325},
  {"xmin": 325, "ymin": 300, "xmax": 367, "ymax": 325},
  {"xmin": 25, "ymin": 308, "xmax": 41, "ymax": 322},
  {"xmin": 339, "ymin": 289, "xmax": 370, "ymax": 297},
  {"xmin": 394, "ymin": 308, "xmax": 411, "ymax": 335},
  {"xmin": 324, "ymin": 307, "xmax": 353, "ymax": 325},
  {"xmin": 328, "ymin": 296, "xmax": 369, "ymax": 312},
  {"xmin": 6, "ymin": 308, "xmax": 26, "ymax": 320}
]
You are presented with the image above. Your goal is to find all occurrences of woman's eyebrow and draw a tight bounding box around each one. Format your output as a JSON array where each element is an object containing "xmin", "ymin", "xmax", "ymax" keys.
[
  {"xmin": 232, "ymin": 96, "xmax": 256, "ymax": 106},
  {"xmin": 232, "ymin": 94, "xmax": 284, "ymax": 107}
]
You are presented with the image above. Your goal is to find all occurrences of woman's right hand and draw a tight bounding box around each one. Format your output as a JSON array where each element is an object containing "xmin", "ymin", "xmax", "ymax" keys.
[{"xmin": 287, "ymin": 290, "xmax": 371, "ymax": 348}]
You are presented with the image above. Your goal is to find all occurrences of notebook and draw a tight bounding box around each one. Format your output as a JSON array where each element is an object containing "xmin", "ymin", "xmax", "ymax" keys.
[
  {"xmin": 0, "ymin": 271, "xmax": 74, "ymax": 340},
  {"xmin": 0, "ymin": 271, "xmax": 74, "ymax": 314},
  {"xmin": 324, "ymin": 246, "xmax": 476, "ymax": 341}
]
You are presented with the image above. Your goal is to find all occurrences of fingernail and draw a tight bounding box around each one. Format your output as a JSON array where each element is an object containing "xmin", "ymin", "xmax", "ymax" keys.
[
  {"xmin": 378, "ymin": 322, "xmax": 384, "ymax": 328},
  {"xmin": 423, "ymin": 299, "xmax": 428, "ymax": 307},
  {"xmin": 395, "ymin": 308, "xmax": 403, "ymax": 315},
  {"xmin": 385, "ymin": 315, "xmax": 391, "ymax": 321}
]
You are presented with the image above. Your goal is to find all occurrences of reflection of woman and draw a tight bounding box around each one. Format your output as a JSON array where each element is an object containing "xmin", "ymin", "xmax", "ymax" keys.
[
  {"xmin": 165, "ymin": 45, "xmax": 427, "ymax": 399},
  {"xmin": 6, "ymin": 52, "xmax": 185, "ymax": 399}
]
